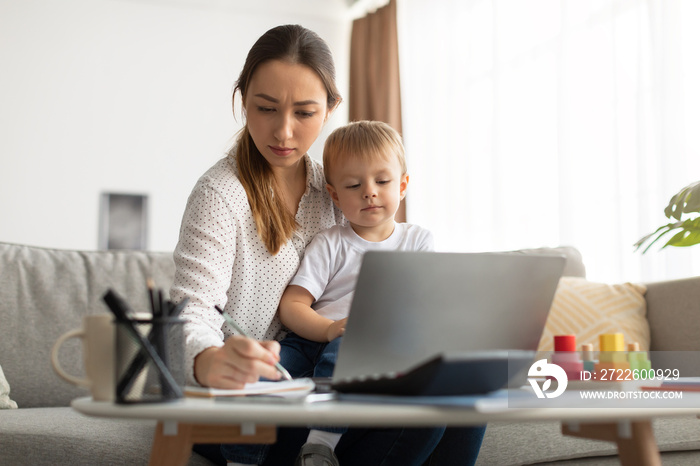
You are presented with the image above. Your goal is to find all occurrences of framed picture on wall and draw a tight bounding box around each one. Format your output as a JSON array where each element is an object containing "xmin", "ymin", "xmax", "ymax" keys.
[{"xmin": 99, "ymin": 193, "xmax": 149, "ymax": 250}]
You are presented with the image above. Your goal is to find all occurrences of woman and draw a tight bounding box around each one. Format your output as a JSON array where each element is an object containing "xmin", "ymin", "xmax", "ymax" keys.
[{"xmin": 170, "ymin": 24, "xmax": 484, "ymax": 466}]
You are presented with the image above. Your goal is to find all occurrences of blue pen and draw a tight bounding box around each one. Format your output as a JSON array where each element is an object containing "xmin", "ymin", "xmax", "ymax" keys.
[{"xmin": 214, "ymin": 305, "xmax": 292, "ymax": 381}]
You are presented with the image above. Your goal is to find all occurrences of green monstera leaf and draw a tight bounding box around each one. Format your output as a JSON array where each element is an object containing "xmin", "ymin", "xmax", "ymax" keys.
[{"xmin": 636, "ymin": 181, "xmax": 700, "ymax": 253}]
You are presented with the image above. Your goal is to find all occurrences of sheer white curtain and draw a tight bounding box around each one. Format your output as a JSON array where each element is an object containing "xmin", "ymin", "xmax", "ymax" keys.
[{"xmin": 398, "ymin": 0, "xmax": 700, "ymax": 282}]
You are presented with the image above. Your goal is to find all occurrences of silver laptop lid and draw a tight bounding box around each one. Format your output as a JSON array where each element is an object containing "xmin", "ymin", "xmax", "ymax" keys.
[{"xmin": 332, "ymin": 251, "xmax": 565, "ymax": 382}]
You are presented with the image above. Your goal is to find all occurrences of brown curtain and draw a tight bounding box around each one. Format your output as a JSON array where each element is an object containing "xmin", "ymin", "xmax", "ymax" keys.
[{"xmin": 349, "ymin": 0, "xmax": 406, "ymax": 222}]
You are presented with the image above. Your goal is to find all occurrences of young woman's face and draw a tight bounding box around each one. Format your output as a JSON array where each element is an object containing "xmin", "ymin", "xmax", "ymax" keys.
[{"xmin": 243, "ymin": 60, "xmax": 330, "ymax": 172}]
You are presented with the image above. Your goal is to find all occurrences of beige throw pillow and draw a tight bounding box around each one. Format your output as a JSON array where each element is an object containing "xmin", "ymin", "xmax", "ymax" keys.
[
  {"xmin": 538, "ymin": 277, "xmax": 650, "ymax": 353},
  {"xmin": 0, "ymin": 363, "xmax": 18, "ymax": 409}
]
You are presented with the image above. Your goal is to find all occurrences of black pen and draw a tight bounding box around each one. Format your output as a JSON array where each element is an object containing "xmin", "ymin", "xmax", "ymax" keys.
[{"xmin": 214, "ymin": 305, "xmax": 292, "ymax": 381}]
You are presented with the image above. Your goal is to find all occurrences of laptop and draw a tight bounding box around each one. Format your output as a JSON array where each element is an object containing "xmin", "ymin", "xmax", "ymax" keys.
[{"xmin": 329, "ymin": 251, "xmax": 566, "ymax": 396}]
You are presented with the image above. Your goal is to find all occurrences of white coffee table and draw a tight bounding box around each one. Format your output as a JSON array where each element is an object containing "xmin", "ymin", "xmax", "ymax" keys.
[{"xmin": 72, "ymin": 390, "xmax": 700, "ymax": 466}]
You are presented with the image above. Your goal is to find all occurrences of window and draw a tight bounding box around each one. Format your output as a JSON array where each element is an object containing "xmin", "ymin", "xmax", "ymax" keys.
[{"xmin": 399, "ymin": 0, "xmax": 700, "ymax": 282}]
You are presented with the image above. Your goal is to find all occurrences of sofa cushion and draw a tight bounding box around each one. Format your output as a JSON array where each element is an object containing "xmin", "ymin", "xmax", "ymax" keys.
[
  {"xmin": 0, "ymin": 242, "xmax": 175, "ymax": 407},
  {"xmin": 0, "ymin": 407, "xmax": 213, "ymax": 465},
  {"xmin": 0, "ymin": 363, "xmax": 17, "ymax": 409},
  {"xmin": 538, "ymin": 277, "xmax": 650, "ymax": 352},
  {"xmin": 645, "ymin": 276, "xmax": 700, "ymax": 352}
]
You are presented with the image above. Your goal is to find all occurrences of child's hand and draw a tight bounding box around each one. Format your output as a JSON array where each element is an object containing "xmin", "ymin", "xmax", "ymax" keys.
[{"xmin": 326, "ymin": 318, "xmax": 347, "ymax": 341}]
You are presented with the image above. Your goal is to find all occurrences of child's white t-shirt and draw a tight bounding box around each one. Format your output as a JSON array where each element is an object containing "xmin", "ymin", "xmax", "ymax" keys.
[{"xmin": 288, "ymin": 222, "xmax": 434, "ymax": 321}]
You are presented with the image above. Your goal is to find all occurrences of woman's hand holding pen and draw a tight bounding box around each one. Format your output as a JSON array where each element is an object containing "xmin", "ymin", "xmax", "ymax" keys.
[{"xmin": 194, "ymin": 337, "xmax": 282, "ymax": 389}]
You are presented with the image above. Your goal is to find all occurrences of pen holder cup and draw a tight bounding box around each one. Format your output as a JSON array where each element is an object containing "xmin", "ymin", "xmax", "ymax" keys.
[{"xmin": 115, "ymin": 316, "xmax": 185, "ymax": 404}]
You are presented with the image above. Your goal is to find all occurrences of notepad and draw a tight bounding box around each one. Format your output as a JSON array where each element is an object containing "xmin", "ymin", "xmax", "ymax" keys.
[{"xmin": 184, "ymin": 378, "xmax": 315, "ymax": 398}]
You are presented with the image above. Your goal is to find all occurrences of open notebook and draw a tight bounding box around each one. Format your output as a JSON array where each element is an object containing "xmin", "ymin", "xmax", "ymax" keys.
[{"xmin": 185, "ymin": 378, "xmax": 315, "ymax": 398}]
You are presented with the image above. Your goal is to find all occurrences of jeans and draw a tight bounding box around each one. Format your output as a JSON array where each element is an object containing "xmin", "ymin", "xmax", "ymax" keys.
[
  {"xmin": 195, "ymin": 425, "xmax": 484, "ymax": 466},
  {"xmin": 278, "ymin": 332, "xmax": 341, "ymax": 380},
  {"xmin": 221, "ymin": 333, "xmax": 345, "ymax": 464},
  {"xmin": 422, "ymin": 426, "xmax": 487, "ymax": 466},
  {"xmin": 203, "ymin": 334, "xmax": 486, "ymax": 465}
]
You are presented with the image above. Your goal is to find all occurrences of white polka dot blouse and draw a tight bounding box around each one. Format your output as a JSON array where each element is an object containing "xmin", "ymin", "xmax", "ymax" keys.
[{"xmin": 170, "ymin": 151, "xmax": 343, "ymax": 385}]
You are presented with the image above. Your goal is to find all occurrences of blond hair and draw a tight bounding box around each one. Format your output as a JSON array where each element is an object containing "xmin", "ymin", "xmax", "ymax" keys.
[
  {"xmin": 323, "ymin": 121, "xmax": 406, "ymax": 186},
  {"xmin": 232, "ymin": 25, "xmax": 342, "ymax": 255}
]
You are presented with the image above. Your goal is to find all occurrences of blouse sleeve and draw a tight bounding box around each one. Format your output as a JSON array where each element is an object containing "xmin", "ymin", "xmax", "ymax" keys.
[{"xmin": 170, "ymin": 183, "xmax": 234, "ymax": 385}]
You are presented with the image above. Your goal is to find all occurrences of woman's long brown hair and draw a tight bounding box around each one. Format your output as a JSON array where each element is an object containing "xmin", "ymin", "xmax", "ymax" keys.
[{"xmin": 233, "ymin": 25, "xmax": 342, "ymax": 255}]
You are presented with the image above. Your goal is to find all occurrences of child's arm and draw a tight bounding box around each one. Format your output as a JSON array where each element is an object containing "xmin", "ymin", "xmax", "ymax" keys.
[{"xmin": 279, "ymin": 285, "xmax": 346, "ymax": 343}]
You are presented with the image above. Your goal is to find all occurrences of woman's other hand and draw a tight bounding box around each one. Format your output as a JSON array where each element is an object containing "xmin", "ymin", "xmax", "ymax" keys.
[{"xmin": 194, "ymin": 336, "xmax": 282, "ymax": 389}]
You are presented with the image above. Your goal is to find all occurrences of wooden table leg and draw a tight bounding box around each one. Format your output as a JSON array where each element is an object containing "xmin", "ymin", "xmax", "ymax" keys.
[
  {"xmin": 149, "ymin": 422, "xmax": 195, "ymax": 466},
  {"xmin": 562, "ymin": 420, "xmax": 661, "ymax": 466},
  {"xmin": 149, "ymin": 422, "xmax": 277, "ymax": 466}
]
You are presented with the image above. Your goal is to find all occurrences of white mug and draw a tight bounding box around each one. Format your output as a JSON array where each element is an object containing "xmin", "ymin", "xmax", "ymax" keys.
[{"xmin": 51, "ymin": 314, "xmax": 116, "ymax": 401}]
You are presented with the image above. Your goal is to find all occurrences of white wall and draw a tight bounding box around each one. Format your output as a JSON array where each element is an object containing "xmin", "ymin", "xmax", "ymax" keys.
[{"xmin": 0, "ymin": 0, "xmax": 352, "ymax": 251}]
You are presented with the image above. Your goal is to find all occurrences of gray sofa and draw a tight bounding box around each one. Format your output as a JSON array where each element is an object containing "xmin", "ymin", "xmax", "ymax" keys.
[{"xmin": 1, "ymin": 241, "xmax": 699, "ymax": 465}]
